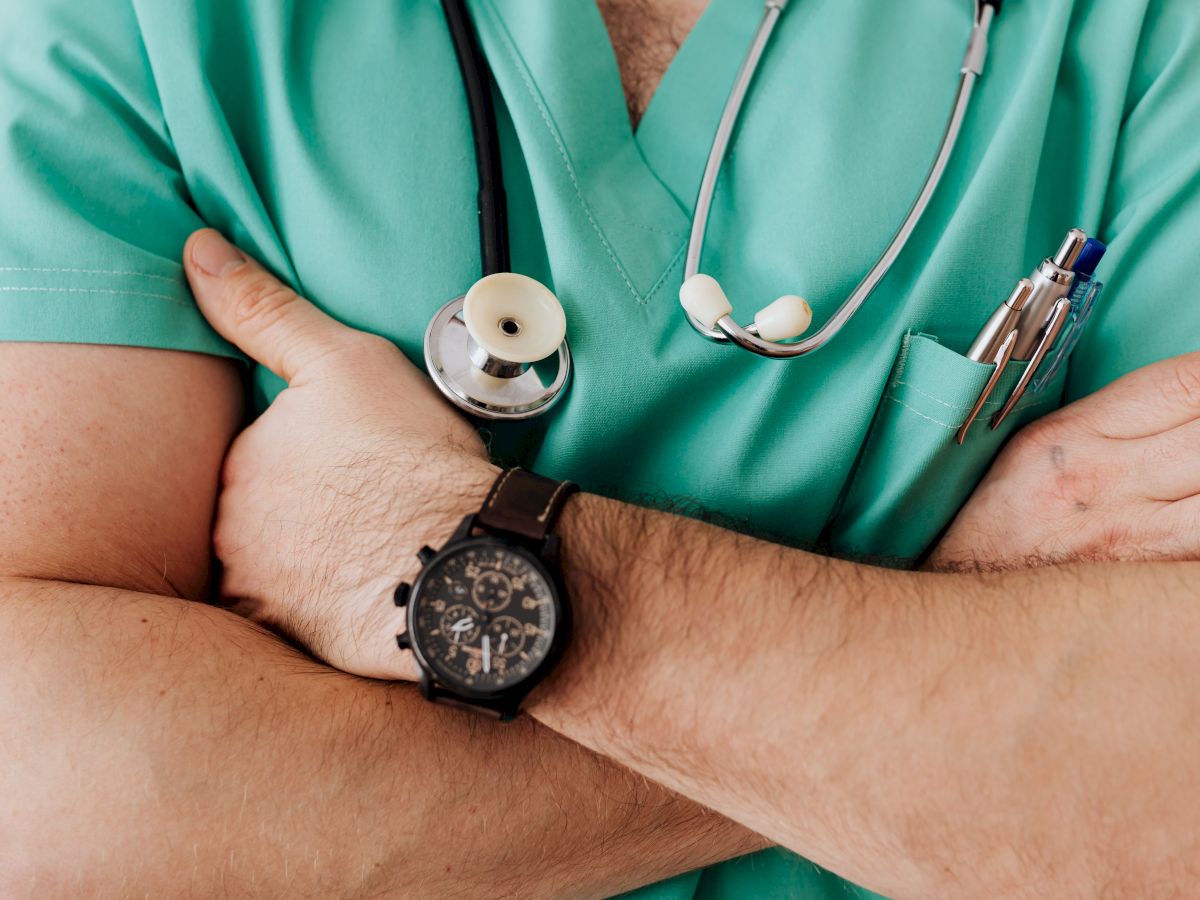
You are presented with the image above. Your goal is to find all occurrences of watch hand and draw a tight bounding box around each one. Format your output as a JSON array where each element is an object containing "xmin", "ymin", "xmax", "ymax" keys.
[
  {"xmin": 498, "ymin": 633, "xmax": 508, "ymax": 655},
  {"xmin": 451, "ymin": 618, "xmax": 475, "ymax": 634},
  {"xmin": 482, "ymin": 635, "xmax": 491, "ymax": 673}
]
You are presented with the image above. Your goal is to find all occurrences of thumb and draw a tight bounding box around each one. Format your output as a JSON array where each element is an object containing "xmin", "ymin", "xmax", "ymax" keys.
[{"xmin": 184, "ymin": 228, "xmax": 359, "ymax": 383}]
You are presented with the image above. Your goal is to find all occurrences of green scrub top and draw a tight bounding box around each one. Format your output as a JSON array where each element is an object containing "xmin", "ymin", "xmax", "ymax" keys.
[{"xmin": 3, "ymin": 0, "xmax": 1200, "ymax": 896}]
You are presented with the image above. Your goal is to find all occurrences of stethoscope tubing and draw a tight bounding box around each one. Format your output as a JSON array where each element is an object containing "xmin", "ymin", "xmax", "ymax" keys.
[
  {"xmin": 439, "ymin": 0, "xmax": 1001, "ymax": 367},
  {"xmin": 441, "ymin": 0, "xmax": 510, "ymax": 277},
  {"xmin": 683, "ymin": 1, "xmax": 999, "ymax": 358}
]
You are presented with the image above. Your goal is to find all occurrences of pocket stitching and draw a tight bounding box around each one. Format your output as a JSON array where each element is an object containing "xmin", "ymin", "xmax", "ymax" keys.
[
  {"xmin": 893, "ymin": 379, "xmax": 979, "ymax": 413},
  {"xmin": 887, "ymin": 394, "xmax": 1059, "ymax": 431}
]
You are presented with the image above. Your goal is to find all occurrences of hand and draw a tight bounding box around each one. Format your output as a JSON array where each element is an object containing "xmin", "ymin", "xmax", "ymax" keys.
[
  {"xmin": 183, "ymin": 229, "xmax": 499, "ymax": 679},
  {"xmin": 930, "ymin": 352, "xmax": 1200, "ymax": 571}
]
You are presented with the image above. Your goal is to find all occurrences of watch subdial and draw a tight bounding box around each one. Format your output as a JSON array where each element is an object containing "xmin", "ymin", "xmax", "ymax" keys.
[
  {"xmin": 485, "ymin": 616, "xmax": 526, "ymax": 659},
  {"xmin": 440, "ymin": 604, "xmax": 481, "ymax": 644},
  {"xmin": 471, "ymin": 569, "xmax": 513, "ymax": 612}
]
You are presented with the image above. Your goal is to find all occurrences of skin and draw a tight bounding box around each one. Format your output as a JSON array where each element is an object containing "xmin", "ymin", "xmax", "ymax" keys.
[
  {"xmin": 181, "ymin": 230, "xmax": 1200, "ymax": 900},
  {"xmin": 0, "ymin": 314, "xmax": 760, "ymax": 897},
  {"xmin": 597, "ymin": 0, "xmax": 711, "ymax": 127},
  {"xmin": 931, "ymin": 363, "xmax": 1200, "ymax": 570}
]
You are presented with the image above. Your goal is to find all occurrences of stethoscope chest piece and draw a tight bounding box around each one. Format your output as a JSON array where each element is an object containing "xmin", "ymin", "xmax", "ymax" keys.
[{"xmin": 424, "ymin": 273, "xmax": 572, "ymax": 421}]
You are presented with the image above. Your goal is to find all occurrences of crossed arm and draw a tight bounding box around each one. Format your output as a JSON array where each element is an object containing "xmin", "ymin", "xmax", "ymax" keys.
[
  {"xmin": 534, "ymin": 491, "xmax": 1200, "ymax": 898},
  {"xmin": 0, "ymin": 346, "xmax": 761, "ymax": 898},
  {"xmin": 5, "ymin": 233, "xmax": 1200, "ymax": 899},
  {"xmin": 183, "ymin": 236, "xmax": 1200, "ymax": 899}
]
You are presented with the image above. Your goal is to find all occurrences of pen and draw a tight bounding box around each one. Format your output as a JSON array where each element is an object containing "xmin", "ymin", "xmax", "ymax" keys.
[
  {"xmin": 992, "ymin": 234, "xmax": 1108, "ymax": 427},
  {"xmin": 990, "ymin": 296, "xmax": 1073, "ymax": 429},
  {"xmin": 957, "ymin": 279, "xmax": 1033, "ymax": 443},
  {"xmin": 966, "ymin": 278, "xmax": 1034, "ymax": 362},
  {"xmin": 1009, "ymin": 229, "xmax": 1086, "ymax": 360},
  {"xmin": 1029, "ymin": 237, "xmax": 1108, "ymax": 391},
  {"xmin": 958, "ymin": 228, "xmax": 1099, "ymax": 444},
  {"xmin": 956, "ymin": 326, "xmax": 1019, "ymax": 444}
]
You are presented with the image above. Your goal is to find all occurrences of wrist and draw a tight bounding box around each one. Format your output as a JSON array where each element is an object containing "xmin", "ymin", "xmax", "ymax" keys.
[
  {"xmin": 523, "ymin": 492, "xmax": 656, "ymax": 723},
  {"xmin": 453, "ymin": 457, "xmax": 504, "ymax": 518},
  {"xmin": 322, "ymin": 453, "xmax": 500, "ymax": 682},
  {"xmin": 420, "ymin": 453, "xmax": 501, "ymax": 529},
  {"xmin": 394, "ymin": 466, "xmax": 582, "ymax": 716}
]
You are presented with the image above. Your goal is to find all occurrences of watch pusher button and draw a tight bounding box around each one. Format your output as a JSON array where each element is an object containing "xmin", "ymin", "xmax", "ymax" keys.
[
  {"xmin": 393, "ymin": 582, "xmax": 411, "ymax": 607},
  {"xmin": 417, "ymin": 545, "xmax": 437, "ymax": 565},
  {"xmin": 396, "ymin": 632, "xmax": 411, "ymax": 651}
]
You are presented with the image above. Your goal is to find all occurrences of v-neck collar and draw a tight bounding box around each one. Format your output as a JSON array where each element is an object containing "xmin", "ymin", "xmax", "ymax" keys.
[
  {"xmin": 634, "ymin": 0, "xmax": 761, "ymax": 210},
  {"xmin": 469, "ymin": 0, "xmax": 757, "ymax": 301}
]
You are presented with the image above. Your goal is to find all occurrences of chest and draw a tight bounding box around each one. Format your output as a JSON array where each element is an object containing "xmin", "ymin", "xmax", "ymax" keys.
[
  {"xmin": 595, "ymin": 0, "xmax": 710, "ymax": 126},
  {"xmin": 140, "ymin": 0, "xmax": 1118, "ymax": 554}
]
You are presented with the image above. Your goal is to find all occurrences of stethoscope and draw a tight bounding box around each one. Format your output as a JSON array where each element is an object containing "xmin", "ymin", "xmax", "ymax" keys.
[{"xmin": 425, "ymin": 0, "xmax": 1003, "ymax": 420}]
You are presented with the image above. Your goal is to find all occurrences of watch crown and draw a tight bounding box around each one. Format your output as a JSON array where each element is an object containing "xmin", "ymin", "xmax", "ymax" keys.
[
  {"xmin": 393, "ymin": 583, "xmax": 411, "ymax": 607},
  {"xmin": 417, "ymin": 545, "xmax": 437, "ymax": 565},
  {"xmin": 396, "ymin": 632, "xmax": 411, "ymax": 651}
]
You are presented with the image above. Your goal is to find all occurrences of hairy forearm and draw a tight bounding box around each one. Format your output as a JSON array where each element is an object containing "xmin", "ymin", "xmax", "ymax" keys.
[
  {"xmin": 0, "ymin": 577, "xmax": 761, "ymax": 899},
  {"xmin": 528, "ymin": 494, "xmax": 1200, "ymax": 899}
]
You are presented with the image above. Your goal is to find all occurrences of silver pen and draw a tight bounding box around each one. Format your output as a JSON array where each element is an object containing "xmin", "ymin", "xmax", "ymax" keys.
[
  {"xmin": 966, "ymin": 277, "xmax": 1034, "ymax": 362},
  {"xmin": 990, "ymin": 296, "xmax": 1073, "ymax": 429},
  {"xmin": 1009, "ymin": 229, "xmax": 1086, "ymax": 360},
  {"xmin": 956, "ymin": 278, "xmax": 1033, "ymax": 443},
  {"xmin": 958, "ymin": 229, "xmax": 1090, "ymax": 443}
]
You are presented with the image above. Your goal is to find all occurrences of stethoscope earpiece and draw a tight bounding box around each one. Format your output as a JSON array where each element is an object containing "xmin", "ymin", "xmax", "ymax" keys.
[
  {"xmin": 679, "ymin": 275, "xmax": 813, "ymax": 344},
  {"xmin": 753, "ymin": 294, "xmax": 814, "ymax": 343},
  {"xmin": 425, "ymin": 274, "xmax": 572, "ymax": 420},
  {"xmin": 679, "ymin": 0, "xmax": 998, "ymax": 359}
]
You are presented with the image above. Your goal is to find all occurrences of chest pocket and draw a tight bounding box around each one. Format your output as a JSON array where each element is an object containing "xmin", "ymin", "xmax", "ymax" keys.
[{"xmin": 830, "ymin": 333, "xmax": 1067, "ymax": 566}]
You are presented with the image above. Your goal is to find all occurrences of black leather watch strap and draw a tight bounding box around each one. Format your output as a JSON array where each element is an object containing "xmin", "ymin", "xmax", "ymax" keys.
[{"xmin": 476, "ymin": 468, "xmax": 578, "ymax": 544}]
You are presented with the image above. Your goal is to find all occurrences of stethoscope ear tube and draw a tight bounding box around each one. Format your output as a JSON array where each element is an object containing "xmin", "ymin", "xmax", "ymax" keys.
[
  {"xmin": 682, "ymin": 1, "xmax": 998, "ymax": 359},
  {"xmin": 441, "ymin": 0, "xmax": 509, "ymax": 277}
]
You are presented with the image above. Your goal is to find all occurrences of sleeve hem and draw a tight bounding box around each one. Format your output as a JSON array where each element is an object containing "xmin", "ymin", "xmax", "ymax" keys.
[{"xmin": 0, "ymin": 278, "xmax": 245, "ymax": 361}]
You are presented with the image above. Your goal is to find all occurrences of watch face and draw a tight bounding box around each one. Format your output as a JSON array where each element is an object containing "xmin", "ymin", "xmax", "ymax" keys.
[{"xmin": 409, "ymin": 541, "xmax": 559, "ymax": 695}]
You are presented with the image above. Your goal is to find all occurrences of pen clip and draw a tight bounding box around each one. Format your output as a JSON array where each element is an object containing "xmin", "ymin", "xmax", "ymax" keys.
[
  {"xmin": 956, "ymin": 327, "xmax": 1017, "ymax": 446},
  {"xmin": 1031, "ymin": 278, "xmax": 1103, "ymax": 393},
  {"xmin": 991, "ymin": 297, "xmax": 1073, "ymax": 431}
]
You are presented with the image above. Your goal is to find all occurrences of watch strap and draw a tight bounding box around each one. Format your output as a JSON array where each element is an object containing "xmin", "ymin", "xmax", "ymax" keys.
[
  {"xmin": 475, "ymin": 468, "xmax": 578, "ymax": 544},
  {"xmin": 420, "ymin": 678, "xmax": 519, "ymax": 721}
]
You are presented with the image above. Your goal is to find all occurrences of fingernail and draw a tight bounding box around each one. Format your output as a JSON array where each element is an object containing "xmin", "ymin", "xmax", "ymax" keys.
[{"xmin": 191, "ymin": 230, "xmax": 245, "ymax": 277}]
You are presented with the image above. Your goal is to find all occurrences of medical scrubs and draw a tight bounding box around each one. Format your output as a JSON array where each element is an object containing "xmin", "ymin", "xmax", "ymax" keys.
[{"xmin": 3, "ymin": 0, "xmax": 1199, "ymax": 895}]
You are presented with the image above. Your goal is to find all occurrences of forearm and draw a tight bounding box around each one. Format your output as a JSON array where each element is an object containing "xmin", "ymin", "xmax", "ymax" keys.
[
  {"xmin": 0, "ymin": 577, "xmax": 761, "ymax": 899},
  {"xmin": 529, "ymin": 494, "xmax": 1200, "ymax": 898}
]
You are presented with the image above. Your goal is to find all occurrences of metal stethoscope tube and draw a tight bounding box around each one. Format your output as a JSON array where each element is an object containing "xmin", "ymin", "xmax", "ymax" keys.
[
  {"xmin": 428, "ymin": 0, "xmax": 1003, "ymax": 420},
  {"xmin": 684, "ymin": 0, "xmax": 999, "ymax": 358}
]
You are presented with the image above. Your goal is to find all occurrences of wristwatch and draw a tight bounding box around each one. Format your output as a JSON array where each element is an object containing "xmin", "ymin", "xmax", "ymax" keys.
[{"xmin": 394, "ymin": 468, "xmax": 577, "ymax": 720}]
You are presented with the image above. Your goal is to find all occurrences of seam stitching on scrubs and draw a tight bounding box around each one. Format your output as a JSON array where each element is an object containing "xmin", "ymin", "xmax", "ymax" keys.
[
  {"xmin": 480, "ymin": 1, "xmax": 643, "ymax": 302},
  {"xmin": 640, "ymin": 242, "xmax": 688, "ymax": 306},
  {"xmin": 887, "ymin": 395, "xmax": 1057, "ymax": 431},
  {"xmin": 613, "ymin": 219, "xmax": 686, "ymax": 238},
  {"xmin": 0, "ymin": 286, "xmax": 193, "ymax": 310},
  {"xmin": 894, "ymin": 380, "xmax": 987, "ymax": 413},
  {"xmin": 0, "ymin": 267, "xmax": 181, "ymax": 284}
]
